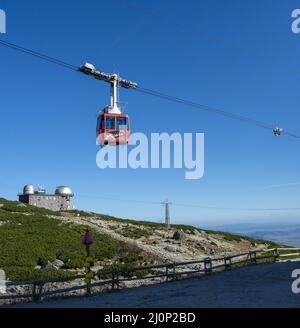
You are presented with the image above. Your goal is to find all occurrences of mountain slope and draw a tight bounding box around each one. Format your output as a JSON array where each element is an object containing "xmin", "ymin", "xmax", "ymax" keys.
[{"xmin": 0, "ymin": 198, "xmax": 281, "ymax": 281}]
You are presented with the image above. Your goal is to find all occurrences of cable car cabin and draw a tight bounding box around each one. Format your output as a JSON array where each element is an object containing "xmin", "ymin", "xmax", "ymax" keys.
[{"xmin": 96, "ymin": 113, "xmax": 130, "ymax": 145}]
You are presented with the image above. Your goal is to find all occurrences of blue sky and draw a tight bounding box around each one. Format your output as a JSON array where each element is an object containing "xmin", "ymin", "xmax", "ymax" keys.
[{"xmin": 0, "ymin": 0, "xmax": 300, "ymax": 226}]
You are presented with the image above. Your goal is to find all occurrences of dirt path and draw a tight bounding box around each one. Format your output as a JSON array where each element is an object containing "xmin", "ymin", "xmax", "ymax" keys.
[
  {"xmin": 57, "ymin": 216, "xmax": 175, "ymax": 262},
  {"xmin": 56, "ymin": 215, "xmax": 262, "ymax": 264}
]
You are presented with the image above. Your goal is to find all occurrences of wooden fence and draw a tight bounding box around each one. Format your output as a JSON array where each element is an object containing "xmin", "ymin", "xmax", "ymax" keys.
[{"xmin": 0, "ymin": 248, "xmax": 299, "ymax": 306}]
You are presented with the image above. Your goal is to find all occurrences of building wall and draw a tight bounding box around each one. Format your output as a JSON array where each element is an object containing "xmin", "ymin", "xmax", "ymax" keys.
[{"xmin": 19, "ymin": 194, "xmax": 73, "ymax": 211}]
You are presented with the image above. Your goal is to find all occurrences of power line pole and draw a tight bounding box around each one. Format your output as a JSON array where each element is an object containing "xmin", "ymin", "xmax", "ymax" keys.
[{"xmin": 162, "ymin": 199, "xmax": 172, "ymax": 229}]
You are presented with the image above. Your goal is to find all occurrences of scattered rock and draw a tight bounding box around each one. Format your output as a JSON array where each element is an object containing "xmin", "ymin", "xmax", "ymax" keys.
[
  {"xmin": 34, "ymin": 265, "xmax": 42, "ymax": 270},
  {"xmin": 198, "ymin": 245, "xmax": 208, "ymax": 252},
  {"xmin": 165, "ymin": 245, "xmax": 177, "ymax": 253},
  {"xmin": 17, "ymin": 203, "xmax": 27, "ymax": 207},
  {"xmin": 251, "ymin": 242, "xmax": 257, "ymax": 247},
  {"xmin": 44, "ymin": 261, "xmax": 58, "ymax": 270},
  {"xmin": 52, "ymin": 259, "xmax": 65, "ymax": 268},
  {"xmin": 117, "ymin": 249, "xmax": 129, "ymax": 258},
  {"xmin": 173, "ymin": 230, "xmax": 186, "ymax": 242}
]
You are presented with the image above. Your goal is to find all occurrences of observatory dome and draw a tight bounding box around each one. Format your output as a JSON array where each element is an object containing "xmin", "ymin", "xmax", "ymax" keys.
[
  {"xmin": 23, "ymin": 184, "xmax": 35, "ymax": 195},
  {"xmin": 55, "ymin": 186, "xmax": 73, "ymax": 196}
]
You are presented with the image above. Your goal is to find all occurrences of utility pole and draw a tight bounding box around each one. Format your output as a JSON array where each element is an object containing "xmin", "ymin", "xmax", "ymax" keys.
[{"xmin": 162, "ymin": 199, "xmax": 172, "ymax": 229}]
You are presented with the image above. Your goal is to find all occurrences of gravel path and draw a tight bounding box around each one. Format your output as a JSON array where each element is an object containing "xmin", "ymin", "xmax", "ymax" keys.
[
  {"xmin": 56, "ymin": 215, "xmax": 261, "ymax": 263},
  {"xmin": 16, "ymin": 261, "xmax": 300, "ymax": 308},
  {"xmin": 57, "ymin": 216, "xmax": 176, "ymax": 262}
]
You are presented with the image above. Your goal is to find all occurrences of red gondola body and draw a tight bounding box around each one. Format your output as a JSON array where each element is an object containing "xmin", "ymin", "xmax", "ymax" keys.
[{"xmin": 97, "ymin": 113, "xmax": 130, "ymax": 145}]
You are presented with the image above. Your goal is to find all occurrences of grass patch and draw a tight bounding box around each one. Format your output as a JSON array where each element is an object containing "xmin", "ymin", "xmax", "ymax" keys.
[
  {"xmin": 0, "ymin": 199, "xmax": 155, "ymax": 281},
  {"xmin": 0, "ymin": 198, "xmax": 61, "ymax": 216},
  {"xmin": 98, "ymin": 251, "xmax": 153, "ymax": 279},
  {"xmin": 121, "ymin": 225, "xmax": 153, "ymax": 239}
]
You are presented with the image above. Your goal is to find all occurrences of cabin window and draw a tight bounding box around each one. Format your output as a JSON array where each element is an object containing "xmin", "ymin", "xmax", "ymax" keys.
[
  {"xmin": 106, "ymin": 116, "xmax": 115, "ymax": 130},
  {"xmin": 117, "ymin": 117, "xmax": 128, "ymax": 130}
]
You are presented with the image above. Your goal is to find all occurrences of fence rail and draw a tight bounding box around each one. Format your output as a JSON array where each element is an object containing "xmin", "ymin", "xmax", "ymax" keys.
[{"xmin": 1, "ymin": 248, "xmax": 299, "ymax": 305}]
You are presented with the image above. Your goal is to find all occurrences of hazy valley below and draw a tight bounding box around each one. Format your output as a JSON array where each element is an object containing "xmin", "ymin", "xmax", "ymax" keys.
[{"xmin": 202, "ymin": 222, "xmax": 300, "ymax": 248}]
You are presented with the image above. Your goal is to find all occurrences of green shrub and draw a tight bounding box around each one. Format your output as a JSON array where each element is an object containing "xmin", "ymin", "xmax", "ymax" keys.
[{"xmin": 121, "ymin": 226, "xmax": 153, "ymax": 239}]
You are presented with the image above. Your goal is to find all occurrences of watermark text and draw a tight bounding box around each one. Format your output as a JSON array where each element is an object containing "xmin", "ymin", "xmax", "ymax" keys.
[
  {"xmin": 0, "ymin": 269, "xmax": 6, "ymax": 294},
  {"xmin": 292, "ymin": 9, "xmax": 300, "ymax": 34},
  {"xmin": 96, "ymin": 132, "xmax": 205, "ymax": 180},
  {"xmin": 0, "ymin": 9, "xmax": 6, "ymax": 34},
  {"xmin": 292, "ymin": 269, "xmax": 300, "ymax": 294}
]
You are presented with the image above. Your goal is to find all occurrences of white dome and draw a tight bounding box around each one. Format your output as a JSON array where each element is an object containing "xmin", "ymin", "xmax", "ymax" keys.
[
  {"xmin": 55, "ymin": 186, "xmax": 73, "ymax": 196},
  {"xmin": 23, "ymin": 184, "xmax": 35, "ymax": 195}
]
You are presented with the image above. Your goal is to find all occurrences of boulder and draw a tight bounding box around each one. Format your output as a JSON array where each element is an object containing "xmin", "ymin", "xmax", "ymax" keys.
[
  {"xmin": 52, "ymin": 259, "xmax": 65, "ymax": 268},
  {"xmin": 173, "ymin": 230, "xmax": 186, "ymax": 242},
  {"xmin": 165, "ymin": 245, "xmax": 177, "ymax": 253},
  {"xmin": 44, "ymin": 261, "xmax": 58, "ymax": 270},
  {"xmin": 117, "ymin": 249, "xmax": 129, "ymax": 258},
  {"xmin": 198, "ymin": 244, "xmax": 208, "ymax": 252}
]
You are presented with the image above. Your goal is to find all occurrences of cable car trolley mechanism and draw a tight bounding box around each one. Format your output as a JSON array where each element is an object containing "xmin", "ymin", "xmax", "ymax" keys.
[
  {"xmin": 273, "ymin": 127, "xmax": 283, "ymax": 137},
  {"xmin": 79, "ymin": 63, "xmax": 138, "ymax": 146}
]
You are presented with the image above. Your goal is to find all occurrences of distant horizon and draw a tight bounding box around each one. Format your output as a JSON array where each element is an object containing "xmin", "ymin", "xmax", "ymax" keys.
[{"xmin": 2, "ymin": 193, "xmax": 300, "ymax": 228}]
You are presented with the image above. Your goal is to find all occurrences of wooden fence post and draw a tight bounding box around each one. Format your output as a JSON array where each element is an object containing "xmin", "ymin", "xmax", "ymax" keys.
[
  {"xmin": 273, "ymin": 248, "xmax": 279, "ymax": 262},
  {"xmin": 225, "ymin": 256, "xmax": 232, "ymax": 271},
  {"xmin": 37, "ymin": 283, "xmax": 44, "ymax": 302},
  {"xmin": 115, "ymin": 272, "xmax": 120, "ymax": 290},
  {"xmin": 86, "ymin": 281, "xmax": 91, "ymax": 296},
  {"xmin": 204, "ymin": 258, "xmax": 212, "ymax": 275},
  {"xmin": 32, "ymin": 282, "xmax": 37, "ymax": 302},
  {"xmin": 32, "ymin": 282, "xmax": 43, "ymax": 302},
  {"xmin": 172, "ymin": 263, "xmax": 176, "ymax": 281},
  {"xmin": 111, "ymin": 271, "xmax": 120, "ymax": 291},
  {"xmin": 166, "ymin": 265, "xmax": 169, "ymax": 282},
  {"xmin": 112, "ymin": 272, "xmax": 115, "ymax": 291},
  {"xmin": 250, "ymin": 251, "xmax": 257, "ymax": 264},
  {"xmin": 166, "ymin": 264, "xmax": 176, "ymax": 282}
]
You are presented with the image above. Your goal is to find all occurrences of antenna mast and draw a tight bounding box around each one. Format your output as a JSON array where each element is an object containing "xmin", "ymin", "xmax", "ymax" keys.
[{"xmin": 162, "ymin": 199, "xmax": 172, "ymax": 229}]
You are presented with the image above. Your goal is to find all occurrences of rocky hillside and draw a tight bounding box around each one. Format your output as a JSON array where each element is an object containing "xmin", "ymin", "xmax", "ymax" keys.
[{"xmin": 0, "ymin": 198, "xmax": 280, "ymax": 281}]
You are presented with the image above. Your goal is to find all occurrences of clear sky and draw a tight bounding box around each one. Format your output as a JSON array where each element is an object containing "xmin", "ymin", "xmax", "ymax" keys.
[{"xmin": 0, "ymin": 0, "xmax": 300, "ymax": 226}]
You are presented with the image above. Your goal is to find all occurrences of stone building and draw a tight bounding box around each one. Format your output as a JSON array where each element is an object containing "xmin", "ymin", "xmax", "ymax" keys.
[{"xmin": 18, "ymin": 184, "xmax": 74, "ymax": 211}]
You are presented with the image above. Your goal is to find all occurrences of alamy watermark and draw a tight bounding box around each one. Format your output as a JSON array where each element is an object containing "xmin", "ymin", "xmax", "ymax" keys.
[
  {"xmin": 96, "ymin": 133, "xmax": 205, "ymax": 180},
  {"xmin": 292, "ymin": 269, "xmax": 300, "ymax": 294},
  {"xmin": 0, "ymin": 269, "xmax": 6, "ymax": 294},
  {"xmin": 292, "ymin": 9, "xmax": 300, "ymax": 34},
  {"xmin": 0, "ymin": 8, "xmax": 6, "ymax": 34}
]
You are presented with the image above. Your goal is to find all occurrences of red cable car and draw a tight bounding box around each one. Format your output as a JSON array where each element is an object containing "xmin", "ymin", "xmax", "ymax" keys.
[
  {"xmin": 79, "ymin": 63, "xmax": 137, "ymax": 146},
  {"xmin": 97, "ymin": 112, "xmax": 130, "ymax": 145}
]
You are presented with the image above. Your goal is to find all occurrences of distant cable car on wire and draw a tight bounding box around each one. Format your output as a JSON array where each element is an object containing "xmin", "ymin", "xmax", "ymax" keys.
[
  {"xmin": 79, "ymin": 63, "xmax": 138, "ymax": 145},
  {"xmin": 273, "ymin": 127, "xmax": 283, "ymax": 137}
]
